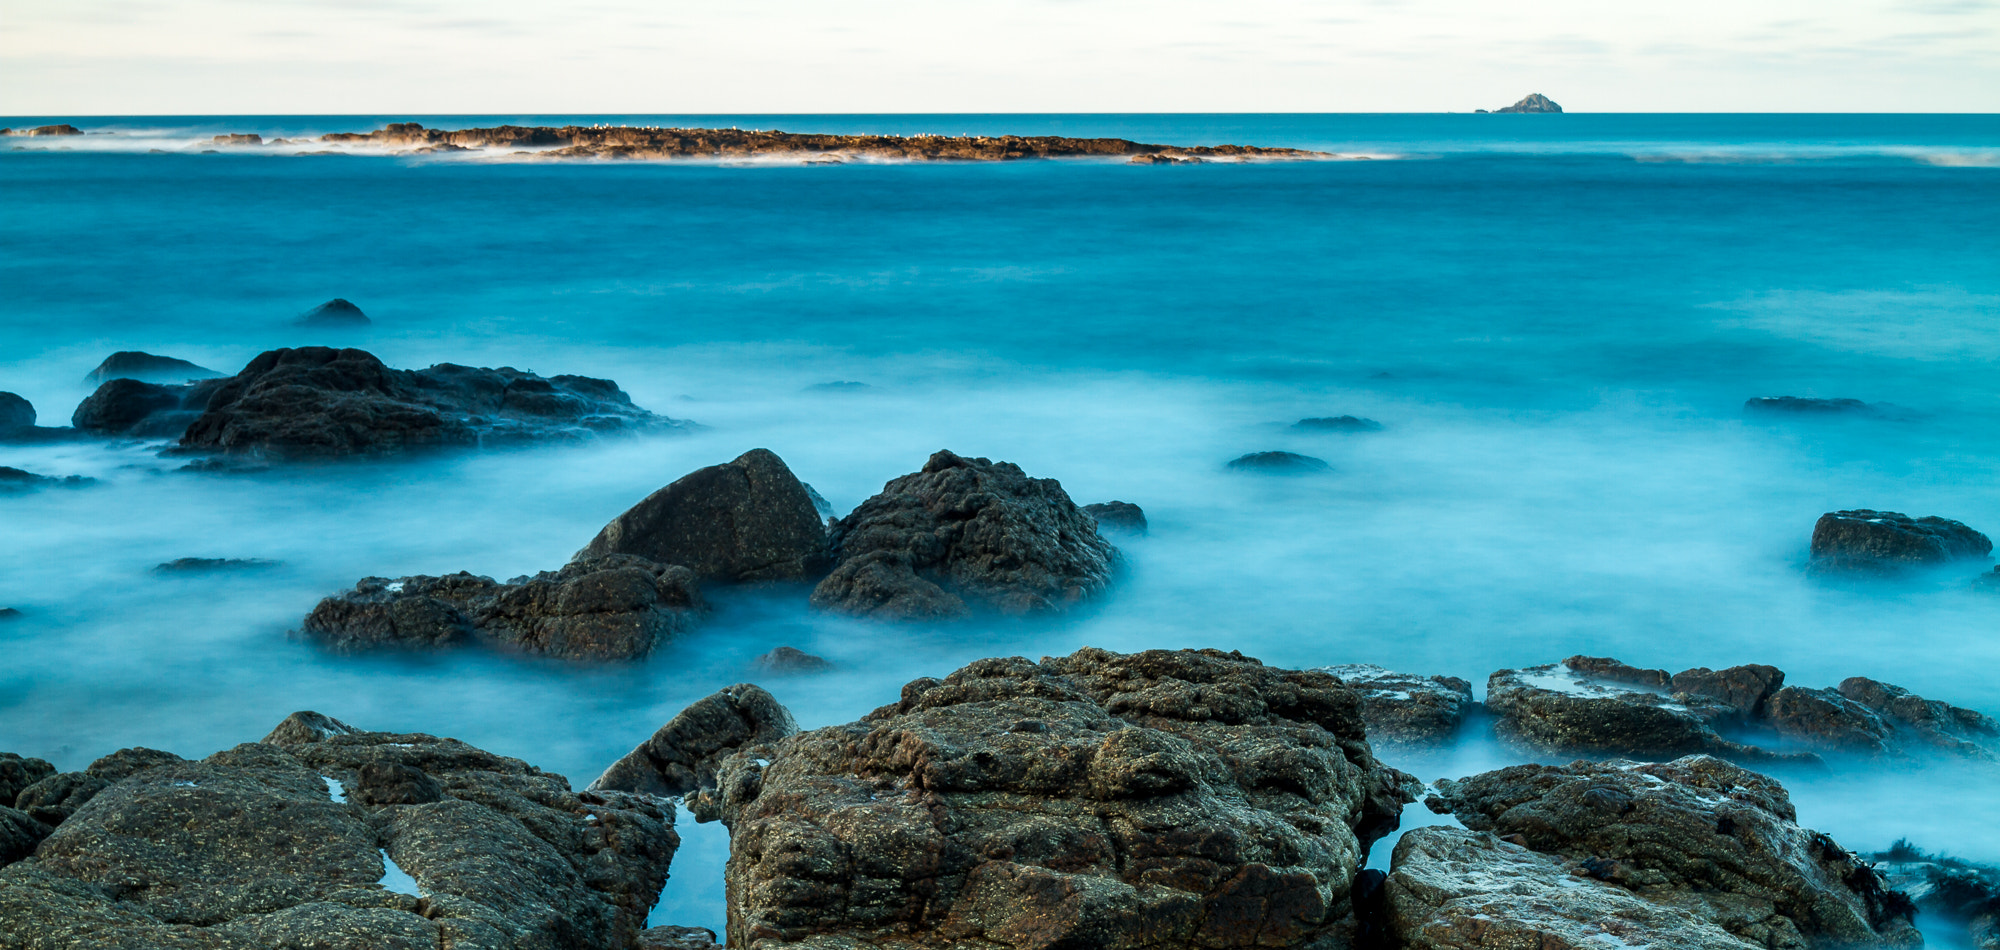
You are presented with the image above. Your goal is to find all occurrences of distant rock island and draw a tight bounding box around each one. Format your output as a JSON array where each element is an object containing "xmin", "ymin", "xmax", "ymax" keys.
[{"xmin": 1485, "ymin": 93, "xmax": 1564, "ymax": 114}]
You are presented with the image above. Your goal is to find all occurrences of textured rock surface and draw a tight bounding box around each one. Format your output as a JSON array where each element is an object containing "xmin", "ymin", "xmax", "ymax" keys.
[
  {"xmin": 1315, "ymin": 665, "xmax": 1473, "ymax": 749},
  {"xmin": 297, "ymin": 298, "xmax": 370, "ymax": 326},
  {"xmin": 1808, "ymin": 509, "xmax": 1992, "ymax": 574},
  {"xmin": 0, "ymin": 754, "xmax": 56, "ymax": 810},
  {"xmin": 1, "ymin": 124, "xmax": 84, "ymax": 136},
  {"xmin": 1083, "ymin": 500, "xmax": 1148, "ymax": 534},
  {"xmin": 1292, "ymin": 415, "xmax": 1382, "ymax": 432},
  {"xmin": 1871, "ymin": 841, "xmax": 2000, "ymax": 950},
  {"xmin": 163, "ymin": 346, "xmax": 686, "ymax": 458},
  {"xmin": 809, "ymin": 450, "xmax": 1118, "ymax": 620},
  {"xmin": 0, "ymin": 713, "xmax": 679, "ymax": 949},
  {"xmin": 708, "ymin": 647, "xmax": 1414, "ymax": 950},
  {"xmin": 1492, "ymin": 93, "xmax": 1564, "ymax": 113},
  {"xmin": 83, "ymin": 351, "xmax": 221, "ymax": 386},
  {"xmin": 1419, "ymin": 755, "xmax": 1921, "ymax": 949},
  {"xmin": 1486, "ymin": 657, "xmax": 1790, "ymax": 763},
  {"xmin": 1225, "ymin": 450, "xmax": 1330, "ymax": 473},
  {"xmin": 576, "ymin": 449, "xmax": 830, "ymax": 583},
  {"xmin": 591, "ymin": 684, "xmax": 799, "ymax": 799},
  {"xmin": 303, "ymin": 554, "xmax": 703, "ymax": 660},
  {"xmin": 1838, "ymin": 676, "xmax": 2000, "ymax": 758}
]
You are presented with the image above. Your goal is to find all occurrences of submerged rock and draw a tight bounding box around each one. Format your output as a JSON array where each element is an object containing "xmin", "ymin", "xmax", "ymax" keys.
[
  {"xmin": 1083, "ymin": 499, "xmax": 1148, "ymax": 534},
  {"xmin": 705, "ymin": 648, "xmax": 1414, "ymax": 950},
  {"xmin": 1226, "ymin": 450, "xmax": 1330, "ymax": 473},
  {"xmin": 1292, "ymin": 415, "xmax": 1382, "ymax": 432},
  {"xmin": 296, "ymin": 297, "xmax": 370, "ymax": 326},
  {"xmin": 1745, "ymin": 396, "xmax": 1878, "ymax": 416},
  {"xmin": 750, "ymin": 646, "xmax": 832, "ymax": 674},
  {"xmin": 0, "ymin": 466, "xmax": 94, "ymax": 493},
  {"xmin": 70, "ymin": 376, "xmax": 227, "ymax": 438},
  {"xmin": 153, "ymin": 557, "xmax": 282, "ymax": 574},
  {"xmin": 1492, "ymin": 93, "xmax": 1563, "ymax": 114},
  {"xmin": 590, "ymin": 684, "xmax": 798, "ymax": 799},
  {"xmin": 1808, "ymin": 509, "xmax": 1992, "ymax": 575},
  {"xmin": 0, "ymin": 713, "xmax": 679, "ymax": 949},
  {"xmin": 0, "ymin": 608, "xmax": 19, "ymax": 621},
  {"xmin": 809, "ymin": 450, "xmax": 1118, "ymax": 620},
  {"xmin": 303, "ymin": 555, "xmax": 703, "ymax": 660},
  {"xmin": 1316, "ymin": 664, "xmax": 1474, "ymax": 749},
  {"xmin": 82, "ymin": 351, "xmax": 221, "ymax": 386},
  {"xmin": 1404, "ymin": 755, "xmax": 1920, "ymax": 948},
  {"xmin": 574, "ymin": 449, "xmax": 830, "ymax": 584}
]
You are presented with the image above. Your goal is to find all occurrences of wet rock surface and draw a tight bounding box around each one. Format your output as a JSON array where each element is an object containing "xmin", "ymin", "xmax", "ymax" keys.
[
  {"xmin": 1226, "ymin": 450, "xmax": 1330, "ymax": 473},
  {"xmin": 303, "ymin": 554, "xmax": 703, "ymax": 660},
  {"xmin": 1808, "ymin": 509, "xmax": 1992, "ymax": 575},
  {"xmin": 590, "ymin": 684, "xmax": 798, "ymax": 799},
  {"xmin": 575, "ymin": 448, "xmax": 830, "ymax": 584},
  {"xmin": 1315, "ymin": 664, "xmax": 1473, "ymax": 749},
  {"xmin": 83, "ymin": 351, "xmax": 221, "ymax": 386},
  {"xmin": 1083, "ymin": 500, "xmax": 1148, "ymax": 534},
  {"xmin": 1870, "ymin": 841, "xmax": 2000, "ymax": 950},
  {"xmin": 297, "ymin": 298, "xmax": 370, "ymax": 326},
  {"xmin": 809, "ymin": 450, "xmax": 1119, "ymax": 620},
  {"xmin": 1292, "ymin": 415, "xmax": 1382, "ymax": 432},
  {"xmin": 1486, "ymin": 657, "xmax": 1788, "ymax": 764},
  {"xmin": 1415, "ymin": 754, "xmax": 1921, "ymax": 948},
  {"xmin": 639, "ymin": 924, "xmax": 722, "ymax": 949},
  {"xmin": 706, "ymin": 647, "xmax": 1414, "ymax": 950},
  {"xmin": 0, "ymin": 712, "xmax": 679, "ymax": 949}
]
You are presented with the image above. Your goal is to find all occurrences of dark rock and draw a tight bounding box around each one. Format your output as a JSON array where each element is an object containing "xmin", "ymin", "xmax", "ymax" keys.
[
  {"xmin": 350, "ymin": 762, "xmax": 445, "ymax": 805},
  {"xmin": 639, "ymin": 924, "xmax": 722, "ymax": 949},
  {"xmin": 1869, "ymin": 841, "xmax": 2000, "ymax": 950},
  {"xmin": 12, "ymin": 772, "xmax": 110, "ymax": 826},
  {"xmin": 809, "ymin": 450, "xmax": 1119, "ymax": 620},
  {"xmin": 1416, "ymin": 755, "xmax": 1920, "ymax": 948},
  {"xmin": 303, "ymin": 555, "xmax": 704, "ymax": 660},
  {"xmin": 174, "ymin": 346, "xmax": 687, "ymax": 458},
  {"xmin": 574, "ymin": 449, "xmax": 830, "ymax": 584},
  {"xmin": 263, "ymin": 710, "xmax": 361, "ymax": 745},
  {"xmin": 0, "ymin": 608, "xmax": 18, "ymax": 621},
  {"xmin": 0, "ymin": 392, "xmax": 32, "ymax": 431},
  {"xmin": 1492, "ymin": 93, "xmax": 1563, "ymax": 114},
  {"xmin": 0, "ymin": 713, "xmax": 679, "ymax": 948},
  {"xmin": 1763, "ymin": 679, "xmax": 1998, "ymax": 760},
  {"xmin": 804, "ymin": 482, "xmax": 835, "ymax": 518},
  {"xmin": 1766, "ymin": 686, "xmax": 1898, "ymax": 756},
  {"xmin": 0, "ymin": 125, "xmax": 83, "ymax": 136},
  {"xmin": 705, "ymin": 647, "xmax": 1414, "ymax": 950},
  {"xmin": 1315, "ymin": 664, "xmax": 1473, "ymax": 749},
  {"xmin": 297, "ymin": 298, "xmax": 370, "ymax": 326},
  {"xmin": 153, "ymin": 557, "xmax": 282, "ymax": 574},
  {"xmin": 1292, "ymin": 415, "xmax": 1382, "ymax": 432},
  {"xmin": 1226, "ymin": 450, "xmax": 1330, "ymax": 473},
  {"xmin": 590, "ymin": 684, "xmax": 798, "ymax": 799},
  {"xmin": 1807, "ymin": 509, "xmax": 1992, "ymax": 575},
  {"xmin": 1837, "ymin": 676, "xmax": 2000, "ymax": 759},
  {"xmin": 83, "ymin": 351, "xmax": 221, "ymax": 386},
  {"xmin": 751, "ymin": 646, "xmax": 832, "ymax": 674},
  {"xmin": 1128, "ymin": 153, "xmax": 1203, "ymax": 165},
  {"xmin": 70, "ymin": 376, "xmax": 226, "ymax": 438},
  {"xmin": 0, "ymin": 807, "xmax": 50, "ymax": 865},
  {"xmin": 1485, "ymin": 657, "xmax": 1802, "ymax": 764},
  {"xmin": 86, "ymin": 747, "xmax": 186, "ymax": 782},
  {"xmin": 0, "ymin": 466, "xmax": 95, "ymax": 493},
  {"xmin": 1745, "ymin": 396, "xmax": 1876, "ymax": 415},
  {"xmin": 1670, "ymin": 663, "xmax": 1786, "ymax": 718},
  {"xmin": 0, "ymin": 754, "xmax": 55, "ymax": 804},
  {"xmin": 1083, "ymin": 500, "xmax": 1148, "ymax": 534}
]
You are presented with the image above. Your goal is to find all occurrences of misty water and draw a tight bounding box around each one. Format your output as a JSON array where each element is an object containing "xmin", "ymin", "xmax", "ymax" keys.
[{"xmin": 2, "ymin": 114, "xmax": 1997, "ymax": 939}]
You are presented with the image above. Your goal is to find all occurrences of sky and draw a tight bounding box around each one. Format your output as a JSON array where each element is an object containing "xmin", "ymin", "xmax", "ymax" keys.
[{"xmin": 2, "ymin": 0, "xmax": 1995, "ymax": 114}]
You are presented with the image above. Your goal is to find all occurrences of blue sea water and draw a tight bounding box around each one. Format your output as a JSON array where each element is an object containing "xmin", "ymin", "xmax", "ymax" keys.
[{"xmin": 2, "ymin": 114, "xmax": 1998, "ymax": 938}]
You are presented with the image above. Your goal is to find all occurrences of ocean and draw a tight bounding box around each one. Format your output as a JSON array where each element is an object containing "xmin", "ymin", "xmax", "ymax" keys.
[{"xmin": 2, "ymin": 113, "xmax": 1997, "ymax": 938}]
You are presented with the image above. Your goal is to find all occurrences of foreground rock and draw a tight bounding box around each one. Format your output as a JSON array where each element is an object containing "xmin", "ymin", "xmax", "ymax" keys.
[
  {"xmin": 575, "ymin": 449, "xmax": 829, "ymax": 583},
  {"xmin": 0, "ymin": 712, "xmax": 679, "ymax": 949},
  {"xmin": 1871, "ymin": 840, "xmax": 2000, "ymax": 950},
  {"xmin": 809, "ymin": 450, "xmax": 1118, "ymax": 620},
  {"xmin": 303, "ymin": 554, "xmax": 703, "ymax": 659},
  {"xmin": 590, "ymin": 684, "xmax": 798, "ymax": 798},
  {"xmin": 0, "ymin": 466, "xmax": 94, "ymax": 493},
  {"xmin": 1316, "ymin": 664, "xmax": 1473, "ymax": 749},
  {"xmin": 298, "ymin": 298, "xmax": 371, "ymax": 326},
  {"xmin": 1083, "ymin": 500, "xmax": 1148, "ymax": 534},
  {"xmin": 68, "ymin": 345, "xmax": 688, "ymax": 455},
  {"xmin": 1227, "ymin": 450, "xmax": 1330, "ymax": 473},
  {"xmin": 704, "ymin": 647, "xmax": 1414, "ymax": 949},
  {"xmin": 1808, "ymin": 509, "xmax": 1992, "ymax": 575},
  {"xmin": 1491, "ymin": 93, "xmax": 1564, "ymax": 114},
  {"xmin": 319, "ymin": 122, "xmax": 1327, "ymax": 163},
  {"xmin": 1399, "ymin": 755, "xmax": 1920, "ymax": 948},
  {"xmin": 82, "ymin": 350, "xmax": 221, "ymax": 386}
]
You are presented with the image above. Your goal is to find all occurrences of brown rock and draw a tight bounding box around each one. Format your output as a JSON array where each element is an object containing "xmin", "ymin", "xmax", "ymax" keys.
[
  {"xmin": 591, "ymin": 684, "xmax": 797, "ymax": 798},
  {"xmin": 1670, "ymin": 663, "xmax": 1786, "ymax": 718},
  {"xmin": 575, "ymin": 449, "xmax": 830, "ymax": 583},
  {"xmin": 1314, "ymin": 664, "xmax": 1473, "ymax": 749},
  {"xmin": 1808, "ymin": 509, "xmax": 1992, "ymax": 575}
]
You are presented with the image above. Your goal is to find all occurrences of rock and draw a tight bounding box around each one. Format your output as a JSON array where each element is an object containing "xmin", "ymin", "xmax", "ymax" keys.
[
  {"xmin": 1292, "ymin": 415, "xmax": 1382, "ymax": 432},
  {"xmin": 297, "ymin": 298, "xmax": 370, "ymax": 326},
  {"xmin": 1837, "ymin": 676, "xmax": 2000, "ymax": 759},
  {"xmin": 639, "ymin": 925, "xmax": 722, "ymax": 949},
  {"xmin": 1745, "ymin": 396, "xmax": 1877, "ymax": 415},
  {"xmin": 1083, "ymin": 500, "xmax": 1148, "ymax": 534},
  {"xmin": 1486, "ymin": 657, "xmax": 1807, "ymax": 765},
  {"xmin": 590, "ymin": 684, "xmax": 798, "ymax": 799},
  {"xmin": 1315, "ymin": 665, "xmax": 1473, "ymax": 749},
  {"xmin": 0, "ymin": 713, "xmax": 679, "ymax": 948},
  {"xmin": 1417, "ymin": 755, "xmax": 1920, "ymax": 948},
  {"xmin": 263, "ymin": 710, "xmax": 361, "ymax": 745},
  {"xmin": 1128, "ymin": 153, "xmax": 1202, "ymax": 165},
  {"xmin": 751, "ymin": 646, "xmax": 832, "ymax": 674},
  {"xmin": 12, "ymin": 772, "xmax": 110, "ymax": 826},
  {"xmin": 706, "ymin": 647, "xmax": 1414, "ymax": 950},
  {"xmin": 0, "ymin": 754, "xmax": 55, "ymax": 804},
  {"xmin": 0, "ymin": 608, "xmax": 19, "ymax": 621},
  {"xmin": 212, "ymin": 133, "xmax": 263, "ymax": 146},
  {"xmin": 1492, "ymin": 93, "xmax": 1563, "ymax": 114},
  {"xmin": 1765, "ymin": 681, "xmax": 1996, "ymax": 760},
  {"xmin": 175, "ymin": 346, "xmax": 687, "ymax": 458},
  {"xmin": 809, "ymin": 450, "xmax": 1119, "ymax": 620},
  {"xmin": 1869, "ymin": 841, "xmax": 2000, "ymax": 950},
  {"xmin": 1808, "ymin": 509, "xmax": 1992, "ymax": 575},
  {"xmin": 574, "ymin": 449, "xmax": 830, "ymax": 584},
  {"xmin": 86, "ymin": 746, "xmax": 187, "ymax": 782},
  {"xmin": 0, "ymin": 466, "xmax": 94, "ymax": 493},
  {"xmin": 70, "ymin": 376, "xmax": 227, "ymax": 438},
  {"xmin": 0, "ymin": 392, "xmax": 32, "ymax": 431},
  {"xmin": 1669, "ymin": 663, "xmax": 1786, "ymax": 718},
  {"xmin": 83, "ymin": 351, "xmax": 222, "ymax": 386},
  {"xmin": 0, "ymin": 807, "xmax": 50, "ymax": 865},
  {"xmin": 804, "ymin": 482, "xmax": 836, "ymax": 518},
  {"xmin": 1226, "ymin": 450, "xmax": 1330, "ymax": 473},
  {"xmin": 0, "ymin": 125, "xmax": 83, "ymax": 136},
  {"xmin": 153, "ymin": 557, "xmax": 282, "ymax": 574},
  {"xmin": 303, "ymin": 554, "xmax": 704, "ymax": 660}
]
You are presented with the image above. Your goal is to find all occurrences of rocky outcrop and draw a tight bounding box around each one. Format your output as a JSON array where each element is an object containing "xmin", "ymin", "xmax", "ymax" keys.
[
  {"xmin": 1492, "ymin": 94, "xmax": 1563, "ymax": 114},
  {"xmin": 0, "ymin": 466, "xmax": 94, "ymax": 493},
  {"xmin": 0, "ymin": 125, "xmax": 82, "ymax": 136},
  {"xmin": 71, "ymin": 376, "xmax": 228, "ymax": 437},
  {"xmin": 704, "ymin": 647, "xmax": 1414, "ymax": 950},
  {"xmin": 303, "ymin": 555, "xmax": 703, "ymax": 660},
  {"xmin": 808, "ymin": 450, "xmax": 1119, "ymax": 620},
  {"xmin": 1871, "ymin": 841, "xmax": 2000, "ymax": 950},
  {"xmin": 1226, "ymin": 451, "xmax": 1329, "ymax": 473},
  {"xmin": 1292, "ymin": 415, "xmax": 1381, "ymax": 432},
  {"xmin": 317, "ymin": 122, "xmax": 1326, "ymax": 163},
  {"xmin": 212, "ymin": 133, "xmax": 263, "ymax": 146},
  {"xmin": 574, "ymin": 449, "xmax": 830, "ymax": 583},
  {"xmin": 1083, "ymin": 500, "xmax": 1148, "ymax": 534},
  {"xmin": 1316, "ymin": 665, "xmax": 1473, "ymax": 749},
  {"xmin": 1765, "ymin": 677, "xmax": 1999, "ymax": 760},
  {"xmin": 164, "ymin": 346, "xmax": 687, "ymax": 458},
  {"xmin": 0, "ymin": 713, "xmax": 680, "ymax": 949},
  {"xmin": 298, "ymin": 298, "xmax": 370, "ymax": 326},
  {"xmin": 1401, "ymin": 755, "xmax": 1920, "ymax": 948},
  {"xmin": 0, "ymin": 755, "xmax": 55, "ymax": 806},
  {"xmin": 1808, "ymin": 509, "xmax": 1992, "ymax": 575},
  {"xmin": 83, "ymin": 350, "xmax": 221, "ymax": 386},
  {"xmin": 0, "ymin": 392, "xmax": 31, "ymax": 432},
  {"xmin": 590, "ymin": 684, "xmax": 798, "ymax": 798}
]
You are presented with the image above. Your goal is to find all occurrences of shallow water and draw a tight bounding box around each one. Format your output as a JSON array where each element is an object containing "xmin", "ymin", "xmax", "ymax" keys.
[{"xmin": 2, "ymin": 113, "xmax": 1997, "ymax": 935}]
